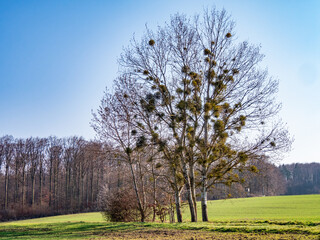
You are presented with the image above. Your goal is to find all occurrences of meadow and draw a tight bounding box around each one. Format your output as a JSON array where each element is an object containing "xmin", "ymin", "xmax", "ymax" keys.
[{"xmin": 0, "ymin": 194, "xmax": 319, "ymax": 239}]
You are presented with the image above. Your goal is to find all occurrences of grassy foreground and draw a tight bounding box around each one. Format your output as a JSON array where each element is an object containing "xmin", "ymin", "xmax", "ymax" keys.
[{"xmin": 0, "ymin": 195, "xmax": 319, "ymax": 239}]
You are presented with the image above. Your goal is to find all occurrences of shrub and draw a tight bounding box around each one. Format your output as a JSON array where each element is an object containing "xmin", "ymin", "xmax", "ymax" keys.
[{"xmin": 101, "ymin": 188, "xmax": 140, "ymax": 222}]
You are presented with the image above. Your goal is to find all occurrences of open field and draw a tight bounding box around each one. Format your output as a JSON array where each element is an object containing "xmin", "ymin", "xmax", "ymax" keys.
[
  {"xmin": 190, "ymin": 194, "xmax": 320, "ymax": 222},
  {"xmin": 0, "ymin": 195, "xmax": 319, "ymax": 239}
]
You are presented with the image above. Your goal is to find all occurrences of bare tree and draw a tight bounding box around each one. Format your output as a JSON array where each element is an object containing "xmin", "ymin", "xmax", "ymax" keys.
[
  {"xmin": 118, "ymin": 8, "xmax": 291, "ymax": 222},
  {"xmin": 93, "ymin": 88, "xmax": 152, "ymax": 222}
]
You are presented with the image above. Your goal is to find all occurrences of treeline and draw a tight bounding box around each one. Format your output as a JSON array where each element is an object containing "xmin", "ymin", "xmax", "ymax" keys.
[
  {"xmin": 210, "ymin": 158, "xmax": 286, "ymax": 199},
  {"xmin": 280, "ymin": 163, "xmax": 320, "ymax": 195},
  {"xmin": 224, "ymin": 162, "xmax": 320, "ymax": 198},
  {"xmin": 0, "ymin": 134, "xmax": 284, "ymax": 223},
  {"xmin": 1, "ymin": 133, "xmax": 316, "ymax": 223},
  {"xmin": 0, "ymin": 135, "xmax": 107, "ymax": 221},
  {"xmin": 223, "ymin": 162, "xmax": 320, "ymax": 198}
]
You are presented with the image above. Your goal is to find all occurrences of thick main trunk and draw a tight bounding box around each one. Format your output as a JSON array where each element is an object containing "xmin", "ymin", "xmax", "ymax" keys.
[
  {"xmin": 174, "ymin": 188, "xmax": 182, "ymax": 222},
  {"xmin": 185, "ymin": 181, "xmax": 197, "ymax": 222},
  {"xmin": 181, "ymin": 163, "xmax": 197, "ymax": 222},
  {"xmin": 189, "ymin": 163, "xmax": 197, "ymax": 220}
]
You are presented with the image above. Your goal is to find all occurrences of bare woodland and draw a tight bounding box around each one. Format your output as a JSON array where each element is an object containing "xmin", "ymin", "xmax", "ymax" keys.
[{"xmin": 0, "ymin": 136, "xmax": 106, "ymax": 220}]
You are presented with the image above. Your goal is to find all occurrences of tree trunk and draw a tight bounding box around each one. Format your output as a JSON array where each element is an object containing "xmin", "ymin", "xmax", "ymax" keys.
[
  {"xmin": 53, "ymin": 165, "xmax": 56, "ymax": 210},
  {"xmin": 152, "ymin": 164, "xmax": 157, "ymax": 222},
  {"xmin": 39, "ymin": 161, "xmax": 43, "ymax": 206},
  {"xmin": 169, "ymin": 203, "xmax": 175, "ymax": 223},
  {"xmin": 201, "ymin": 174, "xmax": 208, "ymax": 221},
  {"xmin": 65, "ymin": 165, "xmax": 69, "ymax": 208},
  {"xmin": 172, "ymin": 166, "xmax": 182, "ymax": 222},
  {"xmin": 90, "ymin": 164, "xmax": 94, "ymax": 204},
  {"xmin": 4, "ymin": 163, "xmax": 9, "ymax": 209},
  {"xmin": 189, "ymin": 162, "xmax": 197, "ymax": 220},
  {"xmin": 49, "ymin": 160, "xmax": 52, "ymax": 207},
  {"xmin": 14, "ymin": 161, "xmax": 19, "ymax": 204},
  {"xmin": 181, "ymin": 162, "xmax": 197, "ymax": 222},
  {"xmin": 22, "ymin": 163, "xmax": 26, "ymax": 208},
  {"xmin": 53, "ymin": 163, "xmax": 56, "ymax": 210},
  {"xmin": 69, "ymin": 168, "xmax": 73, "ymax": 209},
  {"xmin": 78, "ymin": 161, "xmax": 82, "ymax": 211},
  {"xmin": 128, "ymin": 157, "xmax": 145, "ymax": 222},
  {"xmin": 174, "ymin": 187, "xmax": 182, "ymax": 222},
  {"xmin": 96, "ymin": 166, "xmax": 100, "ymax": 197},
  {"xmin": 200, "ymin": 66, "xmax": 211, "ymax": 222},
  {"xmin": 117, "ymin": 160, "xmax": 121, "ymax": 190},
  {"xmin": 31, "ymin": 174, "xmax": 35, "ymax": 206},
  {"xmin": 81, "ymin": 168, "xmax": 84, "ymax": 210},
  {"xmin": 138, "ymin": 159, "xmax": 146, "ymax": 214},
  {"xmin": 86, "ymin": 173, "xmax": 89, "ymax": 208}
]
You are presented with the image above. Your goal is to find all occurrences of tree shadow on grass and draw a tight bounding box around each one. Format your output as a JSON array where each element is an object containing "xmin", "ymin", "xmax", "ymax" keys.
[{"xmin": 0, "ymin": 222, "xmax": 157, "ymax": 239}]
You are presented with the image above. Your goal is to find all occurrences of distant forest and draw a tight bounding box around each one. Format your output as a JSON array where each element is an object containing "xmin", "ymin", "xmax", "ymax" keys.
[
  {"xmin": 210, "ymin": 161, "xmax": 320, "ymax": 199},
  {"xmin": 279, "ymin": 163, "xmax": 320, "ymax": 195},
  {"xmin": 0, "ymin": 135, "xmax": 319, "ymax": 221},
  {"xmin": 0, "ymin": 136, "xmax": 107, "ymax": 221}
]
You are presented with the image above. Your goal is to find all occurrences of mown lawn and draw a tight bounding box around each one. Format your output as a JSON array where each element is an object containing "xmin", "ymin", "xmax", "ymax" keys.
[{"xmin": 0, "ymin": 194, "xmax": 319, "ymax": 239}]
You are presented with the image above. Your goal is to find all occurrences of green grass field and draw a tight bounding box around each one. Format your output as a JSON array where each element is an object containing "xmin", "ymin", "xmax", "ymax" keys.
[
  {"xmin": 193, "ymin": 194, "xmax": 320, "ymax": 222},
  {"xmin": 0, "ymin": 194, "xmax": 319, "ymax": 239}
]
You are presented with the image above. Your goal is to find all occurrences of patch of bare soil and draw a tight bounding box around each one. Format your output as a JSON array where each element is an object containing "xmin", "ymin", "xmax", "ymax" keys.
[{"xmin": 92, "ymin": 229, "xmax": 319, "ymax": 240}]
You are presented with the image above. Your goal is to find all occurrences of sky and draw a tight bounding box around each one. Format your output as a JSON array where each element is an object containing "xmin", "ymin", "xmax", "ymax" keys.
[{"xmin": 0, "ymin": 0, "xmax": 319, "ymax": 164}]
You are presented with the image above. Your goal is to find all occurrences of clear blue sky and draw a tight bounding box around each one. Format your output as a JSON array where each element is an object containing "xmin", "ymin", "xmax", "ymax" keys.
[{"xmin": 0, "ymin": 0, "xmax": 319, "ymax": 164}]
